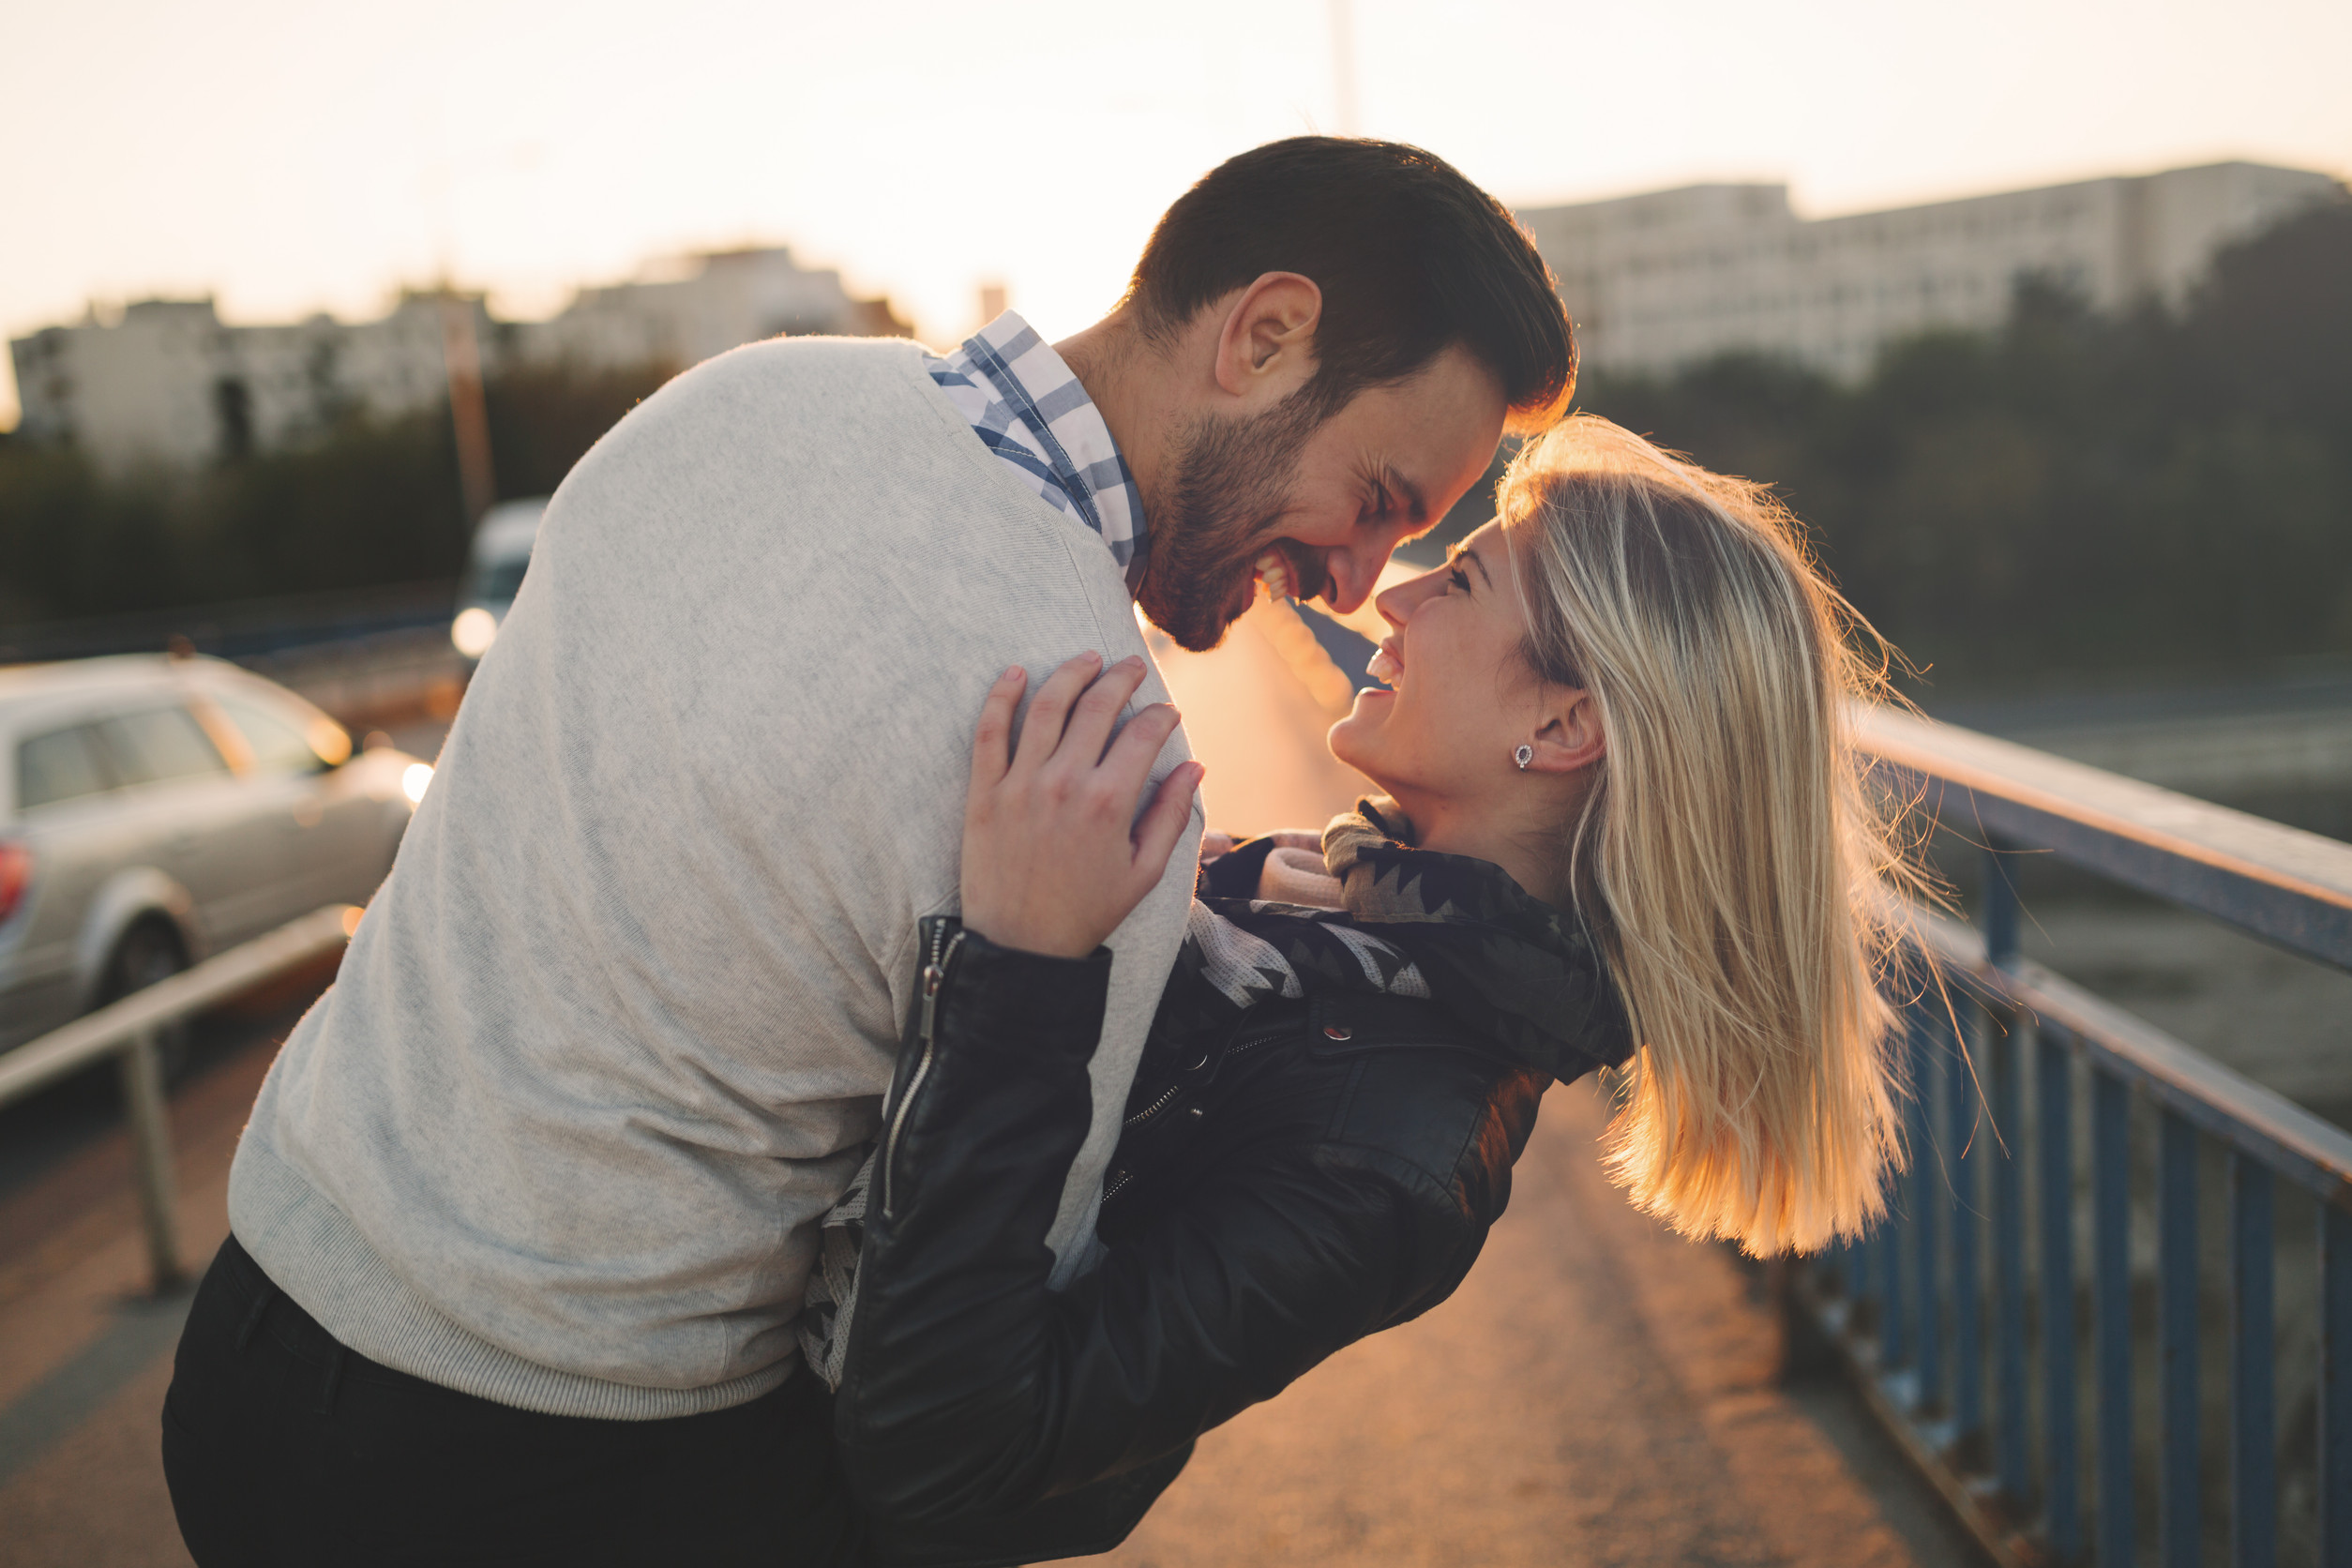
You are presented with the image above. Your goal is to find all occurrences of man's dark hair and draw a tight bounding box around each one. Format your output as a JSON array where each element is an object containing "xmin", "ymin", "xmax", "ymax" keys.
[{"xmin": 1125, "ymin": 137, "xmax": 1576, "ymax": 425}]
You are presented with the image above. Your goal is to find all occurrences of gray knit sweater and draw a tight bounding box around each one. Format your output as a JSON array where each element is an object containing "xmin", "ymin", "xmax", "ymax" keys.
[{"xmin": 228, "ymin": 337, "xmax": 1199, "ymax": 1419}]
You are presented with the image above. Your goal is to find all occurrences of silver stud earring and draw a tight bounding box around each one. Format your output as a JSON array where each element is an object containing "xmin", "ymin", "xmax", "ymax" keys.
[{"xmin": 1513, "ymin": 744, "xmax": 1534, "ymax": 771}]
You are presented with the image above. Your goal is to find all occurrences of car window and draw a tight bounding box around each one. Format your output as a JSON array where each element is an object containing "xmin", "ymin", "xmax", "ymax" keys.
[
  {"xmin": 95, "ymin": 706, "xmax": 230, "ymax": 787},
  {"xmin": 470, "ymin": 556, "xmax": 530, "ymax": 603},
  {"xmin": 17, "ymin": 724, "xmax": 118, "ymax": 810},
  {"xmin": 213, "ymin": 691, "xmax": 332, "ymax": 773}
]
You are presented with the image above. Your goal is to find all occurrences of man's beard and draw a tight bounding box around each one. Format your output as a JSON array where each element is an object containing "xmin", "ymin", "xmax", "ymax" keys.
[{"xmin": 1133, "ymin": 389, "xmax": 1328, "ymax": 653}]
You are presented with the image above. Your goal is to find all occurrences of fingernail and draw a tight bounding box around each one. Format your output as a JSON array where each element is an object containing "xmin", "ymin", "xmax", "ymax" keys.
[
  {"xmin": 1003, "ymin": 665, "xmax": 1025, "ymax": 681},
  {"xmin": 1121, "ymin": 656, "xmax": 1145, "ymax": 671}
]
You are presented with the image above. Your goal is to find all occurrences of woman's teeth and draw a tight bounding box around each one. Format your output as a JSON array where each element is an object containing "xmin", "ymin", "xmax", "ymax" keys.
[
  {"xmin": 1366, "ymin": 645, "xmax": 1403, "ymax": 688},
  {"xmin": 1254, "ymin": 550, "xmax": 1292, "ymax": 601}
]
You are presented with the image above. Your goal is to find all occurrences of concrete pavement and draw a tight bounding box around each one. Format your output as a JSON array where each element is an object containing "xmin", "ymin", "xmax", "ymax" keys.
[{"xmin": 1101, "ymin": 1085, "xmax": 1974, "ymax": 1568}]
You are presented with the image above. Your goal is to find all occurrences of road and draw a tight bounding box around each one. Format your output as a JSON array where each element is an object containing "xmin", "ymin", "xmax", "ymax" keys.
[{"xmin": 0, "ymin": 636, "xmax": 1983, "ymax": 1567}]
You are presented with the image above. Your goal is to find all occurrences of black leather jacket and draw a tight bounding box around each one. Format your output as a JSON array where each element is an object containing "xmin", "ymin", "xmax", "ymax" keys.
[{"xmin": 835, "ymin": 906, "xmax": 1621, "ymax": 1567}]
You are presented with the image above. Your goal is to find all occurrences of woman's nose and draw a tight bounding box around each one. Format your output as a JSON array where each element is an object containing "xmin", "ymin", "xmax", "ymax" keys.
[{"xmin": 1375, "ymin": 570, "xmax": 1443, "ymax": 631}]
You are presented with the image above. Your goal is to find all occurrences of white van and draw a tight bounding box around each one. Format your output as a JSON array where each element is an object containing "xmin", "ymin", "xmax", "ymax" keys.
[{"xmin": 449, "ymin": 497, "xmax": 549, "ymax": 660}]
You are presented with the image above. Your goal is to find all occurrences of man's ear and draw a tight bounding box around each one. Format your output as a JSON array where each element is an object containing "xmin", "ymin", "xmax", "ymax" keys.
[
  {"xmin": 1524, "ymin": 688, "xmax": 1606, "ymax": 775},
  {"xmin": 1212, "ymin": 273, "xmax": 1321, "ymax": 401}
]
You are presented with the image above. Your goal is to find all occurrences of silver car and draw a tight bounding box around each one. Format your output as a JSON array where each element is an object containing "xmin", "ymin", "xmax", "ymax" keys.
[{"xmin": 0, "ymin": 655, "xmax": 427, "ymax": 1053}]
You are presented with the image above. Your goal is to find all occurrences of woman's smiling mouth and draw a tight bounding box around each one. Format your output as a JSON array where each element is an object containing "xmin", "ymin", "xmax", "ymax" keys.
[{"xmin": 1365, "ymin": 637, "xmax": 1404, "ymax": 689}]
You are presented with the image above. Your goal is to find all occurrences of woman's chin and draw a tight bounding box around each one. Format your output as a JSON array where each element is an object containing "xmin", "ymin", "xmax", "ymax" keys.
[{"xmin": 1327, "ymin": 689, "xmax": 1393, "ymax": 774}]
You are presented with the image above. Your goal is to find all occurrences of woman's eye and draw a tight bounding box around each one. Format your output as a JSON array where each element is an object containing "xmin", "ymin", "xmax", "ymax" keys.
[{"xmin": 1447, "ymin": 566, "xmax": 1471, "ymax": 593}]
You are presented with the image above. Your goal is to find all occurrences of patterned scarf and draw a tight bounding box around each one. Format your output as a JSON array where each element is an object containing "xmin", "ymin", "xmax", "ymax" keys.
[
  {"xmin": 1163, "ymin": 798, "xmax": 1630, "ymax": 1080},
  {"xmin": 798, "ymin": 799, "xmax": 1632, "ymax": 1388}
]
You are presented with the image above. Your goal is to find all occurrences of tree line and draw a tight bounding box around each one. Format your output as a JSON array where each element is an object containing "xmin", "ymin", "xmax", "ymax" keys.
[
  {"xmin": 1569, "ymin": 202, "xmax": 2352, "ymax": 696},
  {"xmin": 0, "ymin": 362, "xmax": 670, "ymax": 627}
]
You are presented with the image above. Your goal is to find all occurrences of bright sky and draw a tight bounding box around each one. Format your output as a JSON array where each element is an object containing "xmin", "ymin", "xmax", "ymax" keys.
[{"xmin": 6, "ymin": 0, "xmax": 2348, "ymax": 430}]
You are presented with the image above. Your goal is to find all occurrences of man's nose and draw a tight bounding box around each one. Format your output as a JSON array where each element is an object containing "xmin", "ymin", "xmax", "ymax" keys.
[
  {"xmin": 1320, "ymin": 544, "xmax": 1390, "ymax": 614},
  {"xmin": 1321, "ymin": 556, "xmax": 1371, "ymax": 615}
]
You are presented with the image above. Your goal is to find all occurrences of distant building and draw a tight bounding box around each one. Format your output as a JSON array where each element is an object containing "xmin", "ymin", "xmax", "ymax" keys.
[
  {"xmin": 8, "ymin": 246, "xmax": 907, "ymax": 475},
  {"xmin": 9, "ymin": 293, "xmax": 481, "ymax": 476},
  {"xmin": 1516, "ymin": 160, "xmax": 2346, "ymax": 382},
  {"xmin": 513, "ymin": 246, "xmax": 909, "ymax": 374}
]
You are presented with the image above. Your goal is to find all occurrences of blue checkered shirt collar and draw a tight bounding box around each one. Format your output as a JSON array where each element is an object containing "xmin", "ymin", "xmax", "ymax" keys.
[{"xmin": 924, "ymin": 312, "xmax": 1147, "ymax": 570}]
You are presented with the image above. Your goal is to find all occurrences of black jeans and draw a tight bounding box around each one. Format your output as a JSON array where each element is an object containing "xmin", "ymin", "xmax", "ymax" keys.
[{"xmin": 162, "ymin": 1235, "xmax": 862, "ymax": 1567}]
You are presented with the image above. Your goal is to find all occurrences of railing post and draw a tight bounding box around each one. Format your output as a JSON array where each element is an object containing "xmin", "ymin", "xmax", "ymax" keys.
[
  {"xmin": 1881, "ymin": 1161, "xmax": 1908, "ymax": 1383},
  {"xmin": 2322, "ymin": 1201, "xmax": 2351, "ymax": 1568},
  {"xmin": 1982, "ymin": 842, "xmax": 2023, "ymax": 967},
  {"xmin": 2158, "ymin": 1110, "xmax": 2200, "ymax": 1568},
  {"xmin": 1950, "ymin": 997, "xmax": 1984, "ymax": 1453},
  {"xmin": 1909, "ymin": 1003, "xmax": 1941, "ymax": 1414},
  {"xmin": 1994, "ymin": 1012, "xmax": 2031, "ymax": 1506},
  {"xmin": 2091, "ymin": 1069, "xmax": 2131, "ymax": 1568},
  {"xmin": 2041, "ymin": 1030, "xmax": 2081, "ymax": 1560},
  {"xmin": 116, "ymin": 1027, "xmax": 184, "ymax": 1292},
  {"xmin": 2231, "ymin": 1153, "xmax": 2276, "ymax": 1568}
]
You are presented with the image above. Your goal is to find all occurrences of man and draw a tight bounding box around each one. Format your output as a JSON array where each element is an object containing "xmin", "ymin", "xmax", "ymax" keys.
[{"xmin": 163, "ymin": 137, "xmax": 1576, "ymax": 1565}]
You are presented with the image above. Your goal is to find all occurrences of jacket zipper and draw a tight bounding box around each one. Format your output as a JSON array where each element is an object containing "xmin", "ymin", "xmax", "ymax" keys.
[
  {"xmin": 882, "ymin": 922, "xmax": 965, "ymax": 1220},
  {"xmin": 1122, "ymin": 1083, "xmax": 1182, "ymax": 1129},
  {"xmin": 1108, "ymin": 1016, "xmax": 1301, "ymax": 1207},
  {"xmin": 1122, "ymin": 1016, "xmax": 1292, "ymax": 1135}
]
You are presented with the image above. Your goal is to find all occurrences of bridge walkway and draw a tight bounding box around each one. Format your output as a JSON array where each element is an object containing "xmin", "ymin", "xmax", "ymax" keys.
[{"xmin": 0, "ymin": 605, "xmax": 1984, "ymax": 1565}]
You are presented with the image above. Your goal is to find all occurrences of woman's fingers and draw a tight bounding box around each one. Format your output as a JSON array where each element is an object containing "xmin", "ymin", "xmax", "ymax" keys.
[
  {"xmin": 957, "ymin": 651, "xmax": 1199, "ymax": 959},
  {"xmin": 965, "ymin": 665, "xmax": 1027, "ymax": 807},
  {"xmin": 1098, "ymin": 699, "xmax": 1182, "ymax": 805},
  {"xmin": 1011, "ymin": 652, "xmax": 1105, "ymax": 774},
  {"xmin": 1056, "ymin": 656, "xmax": 1151, "ymax": 770},
  {"xmin": 1129, "ymin": 761, "xmax": 1206, "ymax": 885}
]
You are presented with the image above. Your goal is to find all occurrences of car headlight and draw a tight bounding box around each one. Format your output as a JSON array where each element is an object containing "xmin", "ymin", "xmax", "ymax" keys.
[{"xmin": 451, "ymin": 607, "xmax": 499, "ymax": 658}]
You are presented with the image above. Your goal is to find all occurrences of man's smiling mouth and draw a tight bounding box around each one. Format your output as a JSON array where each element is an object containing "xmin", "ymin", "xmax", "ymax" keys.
[
  {"xmin": 1253, "ymin": 542, "xmax": 1329, "ymax": 605},
  {"xmin": 1253, "ymin": 550, "xmax": 1293, "ymax": 601}
]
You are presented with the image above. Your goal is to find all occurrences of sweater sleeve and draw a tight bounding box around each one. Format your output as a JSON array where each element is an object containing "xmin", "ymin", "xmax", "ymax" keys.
[{"xmin": 835, "ymin": 925, "xmax": 1469, "ymax": 1526}]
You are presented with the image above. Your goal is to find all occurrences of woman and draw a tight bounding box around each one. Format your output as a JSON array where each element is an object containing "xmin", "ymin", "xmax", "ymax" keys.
[{"xmin": 822, "ymin": 415, "xmax": 1912, "ymax": 1565}]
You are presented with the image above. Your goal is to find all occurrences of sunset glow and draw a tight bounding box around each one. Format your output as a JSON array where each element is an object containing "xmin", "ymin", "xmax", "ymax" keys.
[{"xmin": 5, "ymin": 0, "xmax": 2347, "ymax": 428}]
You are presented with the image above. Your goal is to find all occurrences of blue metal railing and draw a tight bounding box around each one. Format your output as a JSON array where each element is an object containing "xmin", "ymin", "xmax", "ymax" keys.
[{"xmin": 1800, "ymin": 708, "xmax": 2352, "ymax": 1568}]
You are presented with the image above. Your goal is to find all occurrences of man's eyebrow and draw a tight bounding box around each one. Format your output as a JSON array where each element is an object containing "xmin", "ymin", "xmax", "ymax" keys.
[{"xmin": 1384, "ymin": 466, "xmax": 1429, "ymax": 526}]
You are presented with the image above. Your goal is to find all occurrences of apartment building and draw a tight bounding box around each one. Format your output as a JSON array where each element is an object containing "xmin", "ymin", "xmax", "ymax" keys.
[
  {"xmin": 8, "ymin": 247, "xmax": 906, "ymax": 475},
  {"xmin": 1516, "ymin": 160, "xmax": 2344, "ymax": 381}
]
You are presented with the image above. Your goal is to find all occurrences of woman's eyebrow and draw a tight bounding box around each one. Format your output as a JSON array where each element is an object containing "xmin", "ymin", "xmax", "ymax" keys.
[{"xmin": 1452, "ymin": 541, "xmax": 1495, "ymax": 588}]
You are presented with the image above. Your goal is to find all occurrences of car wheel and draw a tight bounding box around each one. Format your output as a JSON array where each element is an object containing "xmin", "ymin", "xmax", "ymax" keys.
[{"xmin": 100, "ymin": 919, "xmax": 191, "ymax": 1082}]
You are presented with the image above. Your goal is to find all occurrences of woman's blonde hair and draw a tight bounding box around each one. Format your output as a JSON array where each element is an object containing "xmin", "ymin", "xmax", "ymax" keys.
[{"xmin": 1497, "ymin": 415, "xmax": 1911, "ymax": 1256}]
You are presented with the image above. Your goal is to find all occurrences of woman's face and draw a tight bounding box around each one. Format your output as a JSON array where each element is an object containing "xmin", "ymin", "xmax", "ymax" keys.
[{"xmin": 1328, "ymin": 519, "xmax": 1548, "ymax": 802}]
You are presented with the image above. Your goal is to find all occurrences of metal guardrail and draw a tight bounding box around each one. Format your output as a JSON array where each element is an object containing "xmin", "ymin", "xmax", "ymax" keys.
[
  {"xmin": 1800, "ymin": 707, "xmax": 2352, "ymax": 1568},
  {"xmin": 0, "ymin": 905, "xmax": 357, "ymax": 1291}
]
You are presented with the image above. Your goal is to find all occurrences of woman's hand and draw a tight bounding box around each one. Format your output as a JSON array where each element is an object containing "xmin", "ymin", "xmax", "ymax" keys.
[{"xmin": 960, "ymin": 654, "xmax": 1205, "ymax": 959}]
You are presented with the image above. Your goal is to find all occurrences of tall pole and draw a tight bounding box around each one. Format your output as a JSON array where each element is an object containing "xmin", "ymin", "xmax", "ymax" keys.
[
  {"xmin": 425, "ymin": 135, "xmax": 497, "ymax": 527},
  {"xmin": 439, "ymin": 287, "xmax": 497, "ymax": 526},
  {"xmin": 1330, "ymin": 0, "xmax": 1360, "ymax": 136}
]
